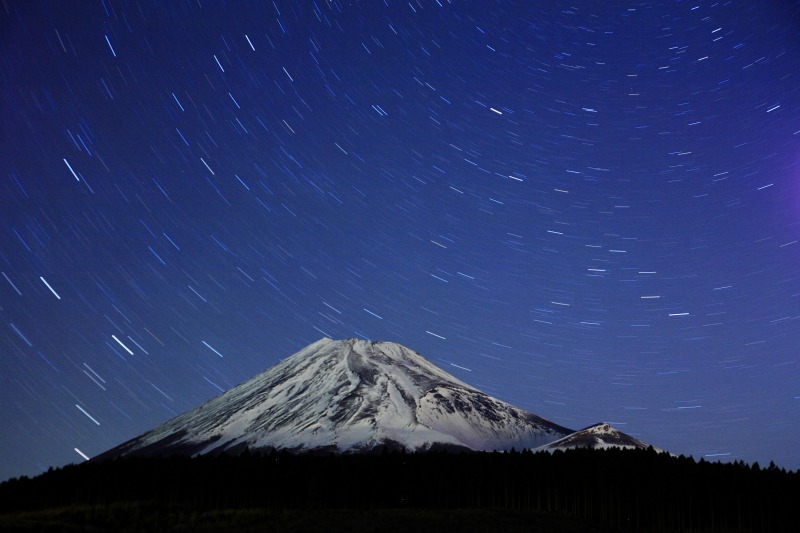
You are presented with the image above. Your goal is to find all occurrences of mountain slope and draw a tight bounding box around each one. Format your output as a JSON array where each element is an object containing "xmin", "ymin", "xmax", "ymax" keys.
[
  {"xmin": 96, "ymin": 338, "xmax": 576, "ymax": 459},
  {"xmin": 535, "ymin": 422, "xmax": 657, "ymax": 453}
]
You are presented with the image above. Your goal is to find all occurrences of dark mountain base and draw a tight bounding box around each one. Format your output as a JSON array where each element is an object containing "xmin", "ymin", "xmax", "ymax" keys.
[{"xmin": 1, "ymin": 447, "xmax": 797, "ymax": 532}]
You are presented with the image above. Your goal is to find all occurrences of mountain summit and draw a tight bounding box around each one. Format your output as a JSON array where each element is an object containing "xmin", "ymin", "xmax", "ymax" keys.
[{"xmin": 96, "ymin": 338, "xmax": 652, "ymax": 459}]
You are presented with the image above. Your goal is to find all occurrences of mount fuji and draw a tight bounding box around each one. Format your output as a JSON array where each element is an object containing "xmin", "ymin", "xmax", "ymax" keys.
[{"xmin": 95, "ymin": 338, "xmax": 655, "ymax": 460}]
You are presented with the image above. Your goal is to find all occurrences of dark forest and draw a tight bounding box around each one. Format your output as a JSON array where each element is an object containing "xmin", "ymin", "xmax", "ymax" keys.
[{"xmin": 1, "ymin": 447, "xmax": 797, "ymax": 532}]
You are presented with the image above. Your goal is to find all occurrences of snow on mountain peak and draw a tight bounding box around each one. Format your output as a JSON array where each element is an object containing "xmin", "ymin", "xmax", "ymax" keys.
[
  {"xmin": 95, "ymin": 339, "xmax": 656, "ymax": 460},
  {"xmin": 535, "ymin": 422, "xmax": 658, "ymax": 453}
]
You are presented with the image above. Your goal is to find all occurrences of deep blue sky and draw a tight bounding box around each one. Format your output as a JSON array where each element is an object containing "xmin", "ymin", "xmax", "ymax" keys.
[{"xmin": 2, "ymin": 1, "xmax": 798, "ymax": 481}]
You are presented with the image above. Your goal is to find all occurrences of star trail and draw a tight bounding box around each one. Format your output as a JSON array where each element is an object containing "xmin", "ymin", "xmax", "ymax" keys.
[{"xmin": 1, "ymin": 1, "xmax": 798, "ymax": 481}]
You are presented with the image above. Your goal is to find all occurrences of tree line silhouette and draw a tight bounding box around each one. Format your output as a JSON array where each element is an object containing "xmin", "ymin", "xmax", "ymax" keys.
[{"xmin": 1, "ymin": 446, "xmax": 797, "ymax": 532}]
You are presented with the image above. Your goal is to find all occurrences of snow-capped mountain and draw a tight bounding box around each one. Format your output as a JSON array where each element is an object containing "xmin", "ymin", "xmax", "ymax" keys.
[
  {"xmin": 535, "ymin": 422, "xmax": 657, "ymax": 453},
  {"xmin": 95, "ymin": 338, "xmax": 653, "ymax": 459}
]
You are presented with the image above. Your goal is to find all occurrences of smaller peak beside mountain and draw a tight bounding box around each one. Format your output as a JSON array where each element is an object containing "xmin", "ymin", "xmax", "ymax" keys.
[{"xmin": 535, "ymin": 422, "xmax": 658, "ymax": 453}]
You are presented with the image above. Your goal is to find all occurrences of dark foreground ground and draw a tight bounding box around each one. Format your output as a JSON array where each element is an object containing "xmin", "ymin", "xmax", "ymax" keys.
[
  {"xmin": 0, "ymin": 506, "xmax": 607, "ymax": 532},
  {"xmin": 1, "ymin": 447, "xmax": 796, "ymax": 532}
]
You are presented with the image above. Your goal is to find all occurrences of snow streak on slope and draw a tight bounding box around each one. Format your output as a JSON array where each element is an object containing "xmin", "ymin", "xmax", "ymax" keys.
[{"xmin": 97, "ymin": 338, "xmax": 573, "ymax": 458}]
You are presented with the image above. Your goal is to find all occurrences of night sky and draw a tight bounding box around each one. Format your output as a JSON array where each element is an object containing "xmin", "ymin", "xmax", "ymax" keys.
[{"xmin": 2, "ymin": 1, "xmax": 799, "ymax": 482}]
